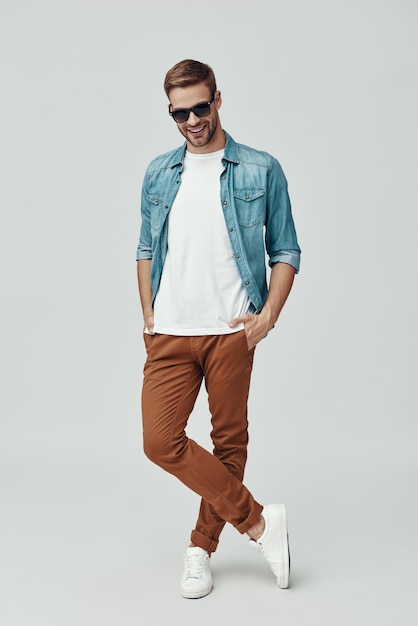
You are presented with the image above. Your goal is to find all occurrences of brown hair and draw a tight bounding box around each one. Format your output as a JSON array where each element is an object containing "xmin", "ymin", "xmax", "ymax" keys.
[{"xmin": 163, "ymin": 59, "xmax": 217, "ymax": 97}]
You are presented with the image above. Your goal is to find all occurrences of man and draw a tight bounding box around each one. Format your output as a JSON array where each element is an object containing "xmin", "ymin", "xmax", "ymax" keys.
[{"xmin": 136, "ymin": 59, "xmax": 301, "ymax": 598}]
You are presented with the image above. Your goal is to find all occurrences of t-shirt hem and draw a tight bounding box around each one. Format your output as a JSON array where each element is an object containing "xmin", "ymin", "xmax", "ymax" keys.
[{"xmin": 150, "ymin": 323, "xmax": 245, "ymax": 336}]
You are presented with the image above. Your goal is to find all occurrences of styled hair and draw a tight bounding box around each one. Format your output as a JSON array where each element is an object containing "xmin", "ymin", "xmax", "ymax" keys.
[{"xmin": 163, "ymin": 59, "xmax": 217, "ymax": 97}]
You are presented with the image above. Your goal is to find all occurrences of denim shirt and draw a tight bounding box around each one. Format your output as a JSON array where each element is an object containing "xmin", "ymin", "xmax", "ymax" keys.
[{"xmin": 136, "ymin": 131, "xmax": 301, "ymax": 314}]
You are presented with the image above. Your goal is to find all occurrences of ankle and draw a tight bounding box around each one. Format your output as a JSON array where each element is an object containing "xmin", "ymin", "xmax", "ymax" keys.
[{"xmin": 247, "ymin": 514, "xmax": 265, "ymax": 541}]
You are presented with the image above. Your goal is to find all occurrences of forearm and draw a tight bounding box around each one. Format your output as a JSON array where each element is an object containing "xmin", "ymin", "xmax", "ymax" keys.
[
  {"xmin": 259, "ymin": 262, "xmax": 296, "ymax": 329},
  {"xmin": 137, "ymin": 259, "xmax": 153, "ymax": 321},
  {"xmin": 230, "ymin": 261, "xmax": 296, "ymax": 349}
]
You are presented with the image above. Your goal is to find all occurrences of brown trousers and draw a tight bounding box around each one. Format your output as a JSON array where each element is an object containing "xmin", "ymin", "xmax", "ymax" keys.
[{"xmin": 141, "ymin": 330, "xmax": 263, "ymax": 553}]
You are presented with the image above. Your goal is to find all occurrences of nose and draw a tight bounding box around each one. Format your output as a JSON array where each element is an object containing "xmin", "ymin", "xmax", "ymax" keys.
[{"xmin": 187, "ymin": 111, "xmax": 202, "ymax": 125}]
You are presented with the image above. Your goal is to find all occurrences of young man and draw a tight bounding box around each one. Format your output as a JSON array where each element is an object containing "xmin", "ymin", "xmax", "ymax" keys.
[{"xmin": 136, "ymin": 59, "xmax": 301, "ymax": 598}]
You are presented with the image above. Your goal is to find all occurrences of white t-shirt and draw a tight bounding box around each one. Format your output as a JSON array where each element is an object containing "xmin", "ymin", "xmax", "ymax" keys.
[{"xmin": 153, "ymin": 149, "xmax": 250, "ymax": 335}]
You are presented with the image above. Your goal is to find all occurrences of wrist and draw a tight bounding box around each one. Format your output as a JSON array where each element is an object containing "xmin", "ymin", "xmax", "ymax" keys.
[{"xmin": 259, "ymin": 305, "xmax": 277, "ymax": 330}]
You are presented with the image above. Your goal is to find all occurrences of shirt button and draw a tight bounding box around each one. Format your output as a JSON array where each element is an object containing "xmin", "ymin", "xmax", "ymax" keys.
[
  {"xmin": 245, "ymin": 281, "xmax": 250, "ymax": 285},
  {"xmin": 246, "ymin": 195, "xmax": 250, "ymax": 199},
  {"xmin": 229, "ymin": 227, "xmax": 234, "ymax": 232},
  {"xmin": 236, "ymin": 254, "xmax": 240, "ymax": 258},
  {"xmin": 223, "ymin": 201, "xmax": 228, "ymax": 205}
]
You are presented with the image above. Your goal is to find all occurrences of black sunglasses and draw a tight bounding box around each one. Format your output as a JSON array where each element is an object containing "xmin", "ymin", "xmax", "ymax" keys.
[{"xmin": 169, "ymin": 92, "xmax": 216, "ymax": 123}]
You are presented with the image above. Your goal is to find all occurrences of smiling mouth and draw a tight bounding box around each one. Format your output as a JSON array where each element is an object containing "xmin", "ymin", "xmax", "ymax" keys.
[{"xmin": 188, "ymin": 125, "xmax": 205, "ymax": 134}]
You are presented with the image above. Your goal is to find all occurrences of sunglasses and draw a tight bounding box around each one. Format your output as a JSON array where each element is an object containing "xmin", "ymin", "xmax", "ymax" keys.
[{"xmin": 169, "ymin": 92, "xmax": 216, "ymax": 123}]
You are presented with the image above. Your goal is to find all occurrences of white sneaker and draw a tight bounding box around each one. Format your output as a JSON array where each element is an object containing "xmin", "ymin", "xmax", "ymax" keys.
[
  {"xmin": 249, "ymin": 503, "xmax": 290, "ymax": 588},
  {"xmin": 180, "ymin": 547, "xmax": 212, "ymax": 599}
]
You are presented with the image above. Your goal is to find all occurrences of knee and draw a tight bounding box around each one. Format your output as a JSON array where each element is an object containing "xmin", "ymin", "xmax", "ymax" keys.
[
  {"xmin": 143, "ymin": 434, "xmax": 164, "ymax": 465},
  {"xmin": 143, "ymin": 432, "xmax": 178, "ymax": 466}
]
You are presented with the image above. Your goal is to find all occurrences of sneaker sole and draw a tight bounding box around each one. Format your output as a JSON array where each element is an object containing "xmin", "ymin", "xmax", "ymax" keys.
[
  {"xmin": 277, "ymin": 503, "xmax": 290, "ymax": 589},
  {"xmin": 180, "ymin": 585, "xmax": 212, "ymax": 599}
]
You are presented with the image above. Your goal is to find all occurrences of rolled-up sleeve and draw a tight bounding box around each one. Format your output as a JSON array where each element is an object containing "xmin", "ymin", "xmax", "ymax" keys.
[
  {"xmin": 136, "ymin": 173, "xmax": 152, "ymax": 261},
  {"xmin": 265, "ymin": 157, "xmax": 301, "ymax": 273}
]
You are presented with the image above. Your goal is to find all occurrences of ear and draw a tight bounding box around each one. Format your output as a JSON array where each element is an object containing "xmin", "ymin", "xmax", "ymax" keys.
[{"xmin": 215, "ymin": 90, "xmax": 222, "ymax": 110}]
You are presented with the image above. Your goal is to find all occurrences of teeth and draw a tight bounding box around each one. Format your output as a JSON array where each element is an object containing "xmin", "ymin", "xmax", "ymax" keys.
[{"xmin": 190, "ymin": 126, "xmax": 204, "ymax": 133}]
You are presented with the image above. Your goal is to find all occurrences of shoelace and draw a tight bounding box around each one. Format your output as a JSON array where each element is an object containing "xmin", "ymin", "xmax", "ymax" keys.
[{"xmin": 185, "ymin": 554, "xmax": 206, "ymax": 579}]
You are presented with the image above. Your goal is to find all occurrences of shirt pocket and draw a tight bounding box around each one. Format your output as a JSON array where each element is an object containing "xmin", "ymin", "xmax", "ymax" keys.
[
  {"xmin": 233, "ymin": 188, "xmax": 265, "ymax": 228},
  {"xmin": 146, "ymin": 192, "xmax": 167, "ymax": 233}
]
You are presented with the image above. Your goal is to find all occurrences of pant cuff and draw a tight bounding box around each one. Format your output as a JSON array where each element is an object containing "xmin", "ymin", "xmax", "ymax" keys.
[
  {"xmin": 235, "ymin": 501, "xmax": 264, "ymax": 534},
  {"xmin": 190, "ymin": 530, "xmax": 219, "ymax": 554}
]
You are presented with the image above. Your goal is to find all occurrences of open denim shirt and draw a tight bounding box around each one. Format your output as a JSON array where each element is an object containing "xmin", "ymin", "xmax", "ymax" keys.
[{"xmin": 136, "ymin": 131, "xmax": 301, "ymax": 314}]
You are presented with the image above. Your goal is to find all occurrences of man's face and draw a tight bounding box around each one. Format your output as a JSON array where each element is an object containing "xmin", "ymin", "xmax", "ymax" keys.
[{"xmin": 168, "ymin": 83, "xmax": 224, "ymax": 153}]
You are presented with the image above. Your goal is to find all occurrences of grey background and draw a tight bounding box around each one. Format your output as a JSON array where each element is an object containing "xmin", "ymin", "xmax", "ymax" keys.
[{"xmin": 1, "ymin": 0, "xmax": 417, "ymax": 624}]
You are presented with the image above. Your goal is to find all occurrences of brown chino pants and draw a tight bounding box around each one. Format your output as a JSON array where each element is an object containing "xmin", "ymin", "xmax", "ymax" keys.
[{"xmin": 141, "ymin": 330, "xmax": 263, "ymax": 554}]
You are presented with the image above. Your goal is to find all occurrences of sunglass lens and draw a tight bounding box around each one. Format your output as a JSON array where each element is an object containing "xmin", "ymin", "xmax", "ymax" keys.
[
  {"xmin": 172, "ymin": 110, "xmax": 188, "ymax": 123},
  {"xmin": 193, "ymin": 103, "xmax": 210, "ymax": 117}
]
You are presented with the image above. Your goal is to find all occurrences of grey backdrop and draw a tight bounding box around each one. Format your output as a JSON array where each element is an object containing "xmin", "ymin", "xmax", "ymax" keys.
[{"xmin": 1, "ymin": 1, "xmax": 417, "ymax": 624}]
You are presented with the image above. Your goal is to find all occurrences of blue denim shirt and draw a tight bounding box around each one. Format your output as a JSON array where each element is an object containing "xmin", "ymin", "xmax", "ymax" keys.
[{"xmin": 136, "ymin": 131, "xmax": 301, "ymax": 313}]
